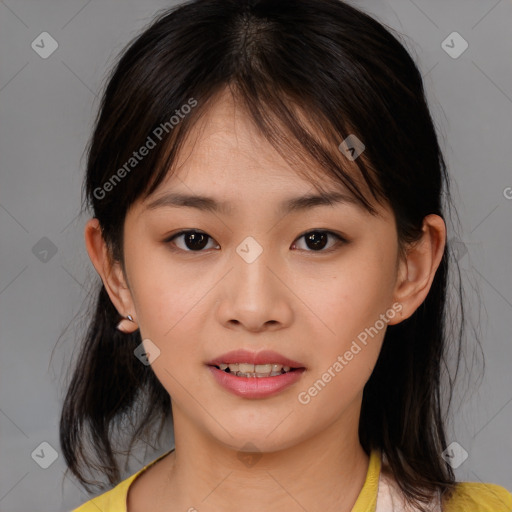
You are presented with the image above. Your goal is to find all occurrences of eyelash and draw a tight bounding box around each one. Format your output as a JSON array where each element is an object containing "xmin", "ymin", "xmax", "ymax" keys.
[{"xmin": 163, "ymin": 229, "xmax": 348, "ymax": 254}]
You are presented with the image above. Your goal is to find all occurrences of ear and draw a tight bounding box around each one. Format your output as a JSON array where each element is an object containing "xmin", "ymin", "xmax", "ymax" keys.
[
  {"xmin": 84, "ymin": 217, "xmax": 139, "ymax": 333},
  {"xmin": 388, "ymin": 214, "xmax": 446, "ymax": 325}
]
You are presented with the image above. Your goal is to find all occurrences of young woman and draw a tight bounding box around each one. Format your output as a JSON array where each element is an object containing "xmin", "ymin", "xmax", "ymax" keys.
[{"xmin": 60, "ymin": 0, "xmax": 512, "ymax": 511}]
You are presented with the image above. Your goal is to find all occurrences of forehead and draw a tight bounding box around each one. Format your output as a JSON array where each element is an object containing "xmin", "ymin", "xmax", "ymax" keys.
[
  {"xmin": 154, "ymin": 89, "xmax": 358, "ymax": 192},
  {"xmin": 133, "ymin": 87, "xmax": 386, "ymax": 220},
  {"xmin": 173, "ymin": 90, "xmax": 305, "ymax": 182}
]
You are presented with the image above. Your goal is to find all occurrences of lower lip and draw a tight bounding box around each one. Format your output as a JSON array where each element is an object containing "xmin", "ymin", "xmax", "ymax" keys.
[{"xmin": 207, "ymin": 366, "xmax": 306, "ymax": 399}]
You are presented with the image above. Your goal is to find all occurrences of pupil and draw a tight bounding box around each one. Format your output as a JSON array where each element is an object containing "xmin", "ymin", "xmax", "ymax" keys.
[
  {"xmin": 306, "ymin": 231, "xmax": 328, "ymax": 250},
  {"xmin": 186, "ymin": 232, "xmax": 208, "ymax": 250}
]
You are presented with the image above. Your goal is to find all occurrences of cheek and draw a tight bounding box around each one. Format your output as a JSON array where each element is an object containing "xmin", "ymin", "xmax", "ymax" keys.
[
  {"xmin": 295, "ymin": 238, "xmax": 398, "ymax": 396},
  {"xmin": 123, "ymin": 238, "xmax": 207, "ymax": 357},
  {"xmin": 307, "ymin": 240, "xmax": 397, "ymax": 343}
]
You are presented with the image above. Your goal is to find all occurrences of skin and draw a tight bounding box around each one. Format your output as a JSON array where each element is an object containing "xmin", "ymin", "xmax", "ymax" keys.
[{"xmin": 85, "ymin": 88, "xmax": 446, "ymax": 512}]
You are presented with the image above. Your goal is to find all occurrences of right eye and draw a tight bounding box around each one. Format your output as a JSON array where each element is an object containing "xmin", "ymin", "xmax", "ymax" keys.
[{"xmin": 165, "ymin": 230, "xmax": 220, "ymax": 252}]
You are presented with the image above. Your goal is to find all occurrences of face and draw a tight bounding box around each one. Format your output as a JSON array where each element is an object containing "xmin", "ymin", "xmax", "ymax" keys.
[{"xmin": 116, "ymin": 89, "xmax": 404, "ymax": 454}]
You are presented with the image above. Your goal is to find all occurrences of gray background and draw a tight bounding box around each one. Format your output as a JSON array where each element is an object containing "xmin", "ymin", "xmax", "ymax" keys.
[{"xmin": 1, "ymin": 0, "xmax": 511, "ymax": 510}]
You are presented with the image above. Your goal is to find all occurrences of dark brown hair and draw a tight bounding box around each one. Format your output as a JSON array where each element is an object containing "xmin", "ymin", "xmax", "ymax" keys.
[{"xmin": 59, "ymin": 1, "xmax": 476, "ymax": 510}]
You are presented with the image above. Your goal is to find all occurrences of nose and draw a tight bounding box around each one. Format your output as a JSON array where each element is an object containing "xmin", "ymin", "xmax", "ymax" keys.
[{"xmin": 215, "ymin": 239, "xmax": 294, "ymax": 333}]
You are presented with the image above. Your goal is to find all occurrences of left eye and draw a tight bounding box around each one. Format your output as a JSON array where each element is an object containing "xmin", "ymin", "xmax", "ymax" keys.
[
  {"xmin": 165, "ymin": 230, "xmax": 346, "ymax": 252},
  {"xmin": 292, "ymin": 230, "xmax": 345, "ymax": 252}
]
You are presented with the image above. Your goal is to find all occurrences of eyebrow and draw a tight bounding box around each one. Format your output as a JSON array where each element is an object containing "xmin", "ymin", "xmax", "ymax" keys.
[{"xmin": 144, "ymin": 190, "xmax": 362, "ymax": 216}]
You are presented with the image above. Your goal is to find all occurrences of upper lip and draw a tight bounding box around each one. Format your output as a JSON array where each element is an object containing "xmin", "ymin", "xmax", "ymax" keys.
[{"xmin": 206, "ymin": 349, "xmax": 305, "ymax": 368}]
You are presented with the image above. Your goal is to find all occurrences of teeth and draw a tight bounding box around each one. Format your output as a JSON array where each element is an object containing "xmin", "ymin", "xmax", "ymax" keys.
[{"xmin": 216, "ymin": 362, "xmax": 293, "ymax": 377}]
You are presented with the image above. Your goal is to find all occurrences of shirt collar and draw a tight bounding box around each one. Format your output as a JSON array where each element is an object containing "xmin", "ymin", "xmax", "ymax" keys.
[{"xmin": 350, "ymin": 449, "xmax": 381, "ymax": 512}]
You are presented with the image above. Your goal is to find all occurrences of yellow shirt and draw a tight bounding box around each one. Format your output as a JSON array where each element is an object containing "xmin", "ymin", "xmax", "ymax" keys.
[{"xmin": 72, "ymin": 449, "xmax": 512, "ymax": 512}]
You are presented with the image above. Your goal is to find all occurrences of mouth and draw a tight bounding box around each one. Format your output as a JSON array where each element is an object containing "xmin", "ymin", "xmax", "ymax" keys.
[
  {"xmin": 206, "ymin": 361, "xmax": 306, "ymax": 398},
  {"xmin": 206, "ymin": 349, "xmax": 306, "ymax": 378},
  {"xmin": 206, "ymin": 349, "xmax": 306, "ymax": 397},
  {"xmin": 209, "ymin": 362, "xmax": 303, "ymax": 378}
]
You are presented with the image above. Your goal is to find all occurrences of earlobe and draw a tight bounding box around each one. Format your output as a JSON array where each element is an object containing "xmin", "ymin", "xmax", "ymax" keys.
[
  {"xmin": 388, "ymin": 214, "xmax": 446, "ymax": 325},
  {"xmin": 84, "ymin": 218, "xmax": 137, "ymax": 327},
  {"xmin": 116, "ymin": 314, "xmax": 138, "ymax": 333}
]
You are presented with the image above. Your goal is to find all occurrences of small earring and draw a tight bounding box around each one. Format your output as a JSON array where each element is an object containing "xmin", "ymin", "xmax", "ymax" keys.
[{"xmin": 116, "ymin": 314, "xmax": 137, "ymax": 333}]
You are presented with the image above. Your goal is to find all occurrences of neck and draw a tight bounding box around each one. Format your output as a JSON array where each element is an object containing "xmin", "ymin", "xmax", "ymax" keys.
[{"xmin": 155, "ymin": 403, "xmax": 370, "ymax": 512}]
